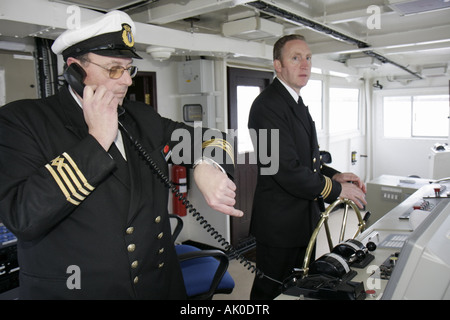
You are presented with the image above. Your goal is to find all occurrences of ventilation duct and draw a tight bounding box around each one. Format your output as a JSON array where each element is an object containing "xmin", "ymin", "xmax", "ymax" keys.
[
  {"xmin": 222, "ymin": 16, "xmax": 283, "ymax": 40},
  {"xmin": 386, "ymin": 0, "xmax": 450, "ymax": 16},
  {"xmin": 346, "ymin": 56, "xmax": 382, "ymax": 68},
  {"xmin": 421, "ymin": 65, "xmax": 448, "ymax": 77}
]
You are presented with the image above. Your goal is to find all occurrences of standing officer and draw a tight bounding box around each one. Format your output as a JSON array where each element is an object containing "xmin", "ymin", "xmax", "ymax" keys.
[
  {"xmin": 248, "ymin": 34, "xmax": 366, "ymax": 300},
  {"xmin": 0, "ymin": 10, "xmax": 241, "ymax": 299}
]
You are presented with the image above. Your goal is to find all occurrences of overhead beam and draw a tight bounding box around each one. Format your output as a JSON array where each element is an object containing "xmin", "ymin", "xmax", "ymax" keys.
[
  {"xmin": 367, "ymin": 25, "xmax": 450, "ymax": 51},
  {"xmin": 134, "ymin": 20, "xmax": 273, "ymax": 60},
  {"xmin": 0, "ymin": 0, "xmax": 100, "ymax": 33},
  {"xmin": 0, "ymin": 0, "xmax": 273, "ymax": 60}
]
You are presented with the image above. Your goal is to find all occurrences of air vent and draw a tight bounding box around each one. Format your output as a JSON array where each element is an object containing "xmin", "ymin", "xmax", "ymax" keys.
[
  {"xmin": 222, "ymin": 16, "xmax": 283, "ymax": 40},
  {"xmin": 387, "ymin": 0, "xmax": 450, "ymax": 15},
  {"xmin": 421, "ymin": 65, "xmax": 448, "ymax": 77}
]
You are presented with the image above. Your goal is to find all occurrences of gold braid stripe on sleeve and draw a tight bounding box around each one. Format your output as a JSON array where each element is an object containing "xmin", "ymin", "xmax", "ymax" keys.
[
  {"xmin": 320, "ymin": 176, "xmax": 332, "ymax": 199},
  {"xmin": 202, "ymin": 138, "xmax": 234, "ymax": 165},
  {"xmin": 45, "ymin": 152, "xmax": 95, "ymax": 206}
]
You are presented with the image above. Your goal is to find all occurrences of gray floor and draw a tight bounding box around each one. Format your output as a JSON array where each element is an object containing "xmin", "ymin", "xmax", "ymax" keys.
[{"xmin": 213, "ymin": 208, "xmax": 363, "ymax": 300}]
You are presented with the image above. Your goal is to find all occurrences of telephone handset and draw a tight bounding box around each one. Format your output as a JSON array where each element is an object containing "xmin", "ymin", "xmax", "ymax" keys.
[
  {"xmin": 63, "ymin": 63, "xmax": 86, "ymax": 97},
  {"xmin": 63, "ymin": 64, "xmax": 125, "ymax": 118}
]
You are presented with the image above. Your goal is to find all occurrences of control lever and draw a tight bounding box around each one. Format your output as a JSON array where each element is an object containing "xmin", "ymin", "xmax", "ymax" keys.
[
  {"xmin": 363, "ymin": 211, "xmax": 371, "ymax": 223},
  {"xmin": 331, "ymin": 239, "xmax": 376, "ymax": 268}
]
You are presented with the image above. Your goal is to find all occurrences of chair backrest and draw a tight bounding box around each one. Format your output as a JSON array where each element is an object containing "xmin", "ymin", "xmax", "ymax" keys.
[{"xmin": 169, "ymin": 214, "xmax": 235, "ymax": 299}]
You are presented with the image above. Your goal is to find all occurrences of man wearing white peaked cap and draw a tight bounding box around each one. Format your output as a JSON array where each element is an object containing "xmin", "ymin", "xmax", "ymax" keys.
[{"xmin": 0, "ymin": 9, "xmax": 241, "ymax": 299}]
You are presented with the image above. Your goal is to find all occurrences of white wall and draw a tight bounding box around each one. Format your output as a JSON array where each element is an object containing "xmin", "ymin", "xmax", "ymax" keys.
[{"xmin": 133, "ymin": 53, "xmax": 232, "ymax": 247}]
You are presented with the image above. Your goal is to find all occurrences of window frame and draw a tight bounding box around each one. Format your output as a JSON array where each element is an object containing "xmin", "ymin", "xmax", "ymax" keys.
[
  {"xmin": 382, "ymin": 91, "xmax": 449, "ymax": 139},
  {"xmin": 328, "ymin": 86, "xmax": 361, "ymax": 134},
  {"xmin": 301, "ymin": 78, "xmax": 324, "ymax": 132}
]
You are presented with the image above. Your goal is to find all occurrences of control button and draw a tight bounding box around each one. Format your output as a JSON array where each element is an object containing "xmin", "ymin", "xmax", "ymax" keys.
[
  {"xmin": 434, "ymin": 187, "xmax": 441, "ymax": 197},
  {"xmin": 366, "ymin": 289, "xmax": 377, "ymax": 298},
  {"xmin": 389, "ymin": 256, "xmax": 398, "ymax": 266}
]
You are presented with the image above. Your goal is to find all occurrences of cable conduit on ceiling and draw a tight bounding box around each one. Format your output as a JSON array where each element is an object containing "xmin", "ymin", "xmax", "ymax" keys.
[{"xmin": 247, "ymin": 1, "xmax": 422, "ymax": 79}]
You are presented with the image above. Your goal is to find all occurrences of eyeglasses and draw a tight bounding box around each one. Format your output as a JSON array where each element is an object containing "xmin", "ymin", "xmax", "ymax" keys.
[{"xmin": 83, "ymin": 60, "xmax": 138, "ymax": 79}]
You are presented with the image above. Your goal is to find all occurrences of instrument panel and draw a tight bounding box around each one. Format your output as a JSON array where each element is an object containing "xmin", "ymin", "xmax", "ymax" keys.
[
  {"xmin": 0, "ymin": 223, "xmax": 19, "ymax": 297},
  {"xmin": 279, "ymin": 179, "xmax": 450, "ymax": 300}
]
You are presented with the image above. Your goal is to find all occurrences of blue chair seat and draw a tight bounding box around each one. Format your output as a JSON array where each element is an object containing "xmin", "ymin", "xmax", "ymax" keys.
[{"xmin": 176, "ymin": 244, "xmax": 235, "ymax": 299}]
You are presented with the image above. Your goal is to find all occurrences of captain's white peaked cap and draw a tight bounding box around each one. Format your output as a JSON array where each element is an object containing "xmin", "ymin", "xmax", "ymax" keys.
[{"xmin": 52, "ymin": 10, "xmax": 141, "ymax": 60}]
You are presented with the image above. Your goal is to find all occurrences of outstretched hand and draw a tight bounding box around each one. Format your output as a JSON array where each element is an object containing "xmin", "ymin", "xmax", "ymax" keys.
[{"xmin": 193, "ymin": 162, "xmax": 244, "ymax": 217}]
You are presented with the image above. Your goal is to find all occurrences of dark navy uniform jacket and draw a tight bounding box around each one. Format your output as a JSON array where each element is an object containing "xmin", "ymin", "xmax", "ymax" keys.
[
  {"xmin": 0, "ymin": 86, "xmax": 234, "ymax": 299},
  {"xmin": 248, "ymin": 78, "xmax": 342, "ymax": 248}
]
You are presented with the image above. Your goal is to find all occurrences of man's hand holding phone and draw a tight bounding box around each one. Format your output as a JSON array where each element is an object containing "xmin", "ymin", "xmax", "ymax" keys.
[{"xmin": 82, "ymin": 85, "xmax": 120, "ymax": 151}]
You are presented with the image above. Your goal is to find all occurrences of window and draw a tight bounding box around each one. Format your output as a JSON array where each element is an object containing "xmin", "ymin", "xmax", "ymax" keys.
[
  {"xmin": 383, "ymin": 96, "xmax": 411, "ymax": 138},
  {"xmin": 329, "ymin": 87, "xmax": 359, "ymax": 133},
  {"xmin": 412, "ymin": 95, "xmax": 448, "ymax": 137},
  {"xmin": 301, "ymin": 79, "xmax": 323, "ymax": 130},
  {"xmin": 383, "ymin": 95, "xmax": 448, "ymax": 138},
  {"xmin": 236, "ymin": 85, "xmax": 261, "ymax": 153}
]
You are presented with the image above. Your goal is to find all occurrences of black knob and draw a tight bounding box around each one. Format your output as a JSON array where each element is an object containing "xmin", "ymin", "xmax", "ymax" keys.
[
  {"xmin": 355, "ymin": 250, "xmax": 366, "ymax": 261},
  {"xmin": 366, "ymin": 241, "xmax": 377, "ymax": 252}
]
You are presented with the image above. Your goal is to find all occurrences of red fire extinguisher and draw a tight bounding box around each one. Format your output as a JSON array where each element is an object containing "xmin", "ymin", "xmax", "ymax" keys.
[{"xmin": 172, "ymin": 165, "xmax": 187, "ymax": 216}]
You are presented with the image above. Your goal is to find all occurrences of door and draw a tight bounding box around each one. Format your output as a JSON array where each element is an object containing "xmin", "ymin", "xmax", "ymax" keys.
[
  {"xmin": 227, "ymin": 67, "xmax": 273, "ymax": 249},
  {"xmin": 126, "ymin": 71, "xmax": 157, "ymax": 111}
]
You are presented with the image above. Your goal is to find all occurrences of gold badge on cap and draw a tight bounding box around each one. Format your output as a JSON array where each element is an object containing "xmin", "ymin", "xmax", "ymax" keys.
[{"xmin": 122, "ymin": 24, "xmax": 134, "ymax": 48}]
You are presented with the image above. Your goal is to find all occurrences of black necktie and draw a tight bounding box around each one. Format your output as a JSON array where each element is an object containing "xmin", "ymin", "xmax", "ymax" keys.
[
  {"xmin": 108, "ymin": 142, "xmax": 130, "ymax": 186},
  {"xmin": 298, "ymin": 96, "xmax": 313, "ymax": 128}
]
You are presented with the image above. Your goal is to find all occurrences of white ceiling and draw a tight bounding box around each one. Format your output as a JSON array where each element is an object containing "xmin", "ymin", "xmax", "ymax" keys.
[{"xmin": 1, "ymin": 0, "xmax": 450, "ymax": 80}]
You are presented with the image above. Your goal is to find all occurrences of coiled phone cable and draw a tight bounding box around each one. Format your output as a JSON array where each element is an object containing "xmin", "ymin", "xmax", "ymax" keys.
[{"xmin": 118, "ymin": 120, "xmax": 282, "ymax": 285}]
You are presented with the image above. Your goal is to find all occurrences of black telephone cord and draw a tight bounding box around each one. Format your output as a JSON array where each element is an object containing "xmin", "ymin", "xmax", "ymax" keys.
[{"xmin": 118, "ymin": 121, "xmax": 282, "ymax": 284}]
